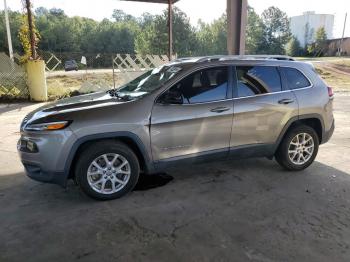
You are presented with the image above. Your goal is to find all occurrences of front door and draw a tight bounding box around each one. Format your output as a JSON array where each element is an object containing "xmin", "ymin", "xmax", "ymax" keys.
[{"xmin": 151, "ymin": 66, "xmax": 234, "ymax": 161}]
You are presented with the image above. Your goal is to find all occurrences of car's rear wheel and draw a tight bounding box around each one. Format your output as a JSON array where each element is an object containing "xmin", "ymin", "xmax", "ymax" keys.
[
  {"xmin": 75, "ymin": 141, "xmax": 140, "ymax": 200},
  {"xmin": 275, "ymin": 125, "xmax": 319, "ymax": 171}
]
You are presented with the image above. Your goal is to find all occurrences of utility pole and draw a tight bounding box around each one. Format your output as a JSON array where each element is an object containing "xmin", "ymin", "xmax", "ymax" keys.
[
  {"xmin": 339, "ymin": 13, "xmax": 347, "ymax": 56},
  {"xmin": 4, "ymin": 0, "xmax": 14, "ymax": 61},
  {"xmin": 24, "ymin": 0, "xmax": 37, "ymax": 59}
]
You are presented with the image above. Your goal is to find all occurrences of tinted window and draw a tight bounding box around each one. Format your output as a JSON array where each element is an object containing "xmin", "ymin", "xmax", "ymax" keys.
[
  {"xmin": 167, "ymin": 67, "xmax": 228, "ymax": 104},
  {"xmin": 236, "ymin": 66, "xmax": 282, "ymax": 98},
  {"xmin": 280, "ymin": 67, "xmax": 311, "ymax": 89}
]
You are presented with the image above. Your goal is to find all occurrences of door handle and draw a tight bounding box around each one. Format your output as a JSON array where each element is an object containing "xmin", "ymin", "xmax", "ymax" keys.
[
  {"xmin": 210, "ymin": 107, "xmax": 230, "ymax": 113},
  {"xmin": 278, "ymin": 98, "xmax": 294, "ymax": 105}
]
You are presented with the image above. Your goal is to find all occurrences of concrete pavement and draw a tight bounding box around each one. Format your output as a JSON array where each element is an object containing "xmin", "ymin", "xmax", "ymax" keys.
[{"xmin": 0, "ymin": 95, "xmax": 350, "ymax": 261}]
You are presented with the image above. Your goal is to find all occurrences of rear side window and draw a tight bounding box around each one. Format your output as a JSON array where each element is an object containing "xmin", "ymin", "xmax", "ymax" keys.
[
  {"xmin": 236, "ymin": 66, "xmax": 282, "ymax": 98},
  {"xmin": 280, "ymin": 67, "xmax": 311, "ymax": 89}
]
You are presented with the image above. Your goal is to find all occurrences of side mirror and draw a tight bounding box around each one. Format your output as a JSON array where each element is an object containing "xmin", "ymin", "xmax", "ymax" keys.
[{"xmin": 158, "ymin": 89, "xmax": 183, "ymax": 104}]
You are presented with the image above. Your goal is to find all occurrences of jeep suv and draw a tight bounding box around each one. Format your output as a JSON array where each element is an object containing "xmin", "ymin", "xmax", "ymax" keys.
[{"xmin": 18, "ymin": 56, "xmax": 335, "ymax": 200}]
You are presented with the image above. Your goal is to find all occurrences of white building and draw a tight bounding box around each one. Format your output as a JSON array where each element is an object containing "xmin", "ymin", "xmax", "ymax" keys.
[{"xmin": 290, "ymin": 11, "xmax": 334, "ymax": 47}]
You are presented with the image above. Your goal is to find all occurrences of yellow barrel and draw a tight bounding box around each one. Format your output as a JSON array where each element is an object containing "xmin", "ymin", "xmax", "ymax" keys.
[{"xmin": 26, "ymin": 60, "xmax": 47, "ymax": 101}]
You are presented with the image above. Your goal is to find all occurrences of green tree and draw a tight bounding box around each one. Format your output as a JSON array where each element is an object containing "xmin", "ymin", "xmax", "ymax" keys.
[
  {"xmin": 135, "ymin": 7, "xmax": 196, "ymax": 56},
  {"xmin": 194, "ymin": 6, "xmax": 266, "ymax": 56},
  {"xmin": 260, "ymin": 6, "xmax": 291, "ymax": 54},
  {"xmin": 0, "ymin": 5, "xmax": 292, "ymax": 59},
  {"xmin": 285, "ymin": 36, "xmax": 302, "ymax": 56},
  {"xmin": 307, "ymin": 27, "xmax": 328, "ymax": 56},
  {"xmin": 246, "ymin": 7, "xmax": 265, "ymax": 54},
  {"xmin": 195, "ymin": 14, "xmax": 227, "ymax": 56},
  {"xmin": 0, "ymin": 10, "xmax": 23, "ymax": 53},
  {"xmin": 112, "ymin": 9, "xmax": 135, "ymax": 22}
]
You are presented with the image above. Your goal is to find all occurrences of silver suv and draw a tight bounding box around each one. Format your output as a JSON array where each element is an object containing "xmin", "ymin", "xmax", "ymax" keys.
[{"xmin": 18, "ymin": 56, "xmax": 335, "ymax": 200}]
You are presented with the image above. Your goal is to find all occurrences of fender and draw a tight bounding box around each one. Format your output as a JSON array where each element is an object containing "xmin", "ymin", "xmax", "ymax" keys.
[
  {"xmin": 273, "ymin": 113, "xmax": 325, "ymax": 153},
  {"xmin": 62, "ymin": 131, "xmax": 155, "ymax": 186}
]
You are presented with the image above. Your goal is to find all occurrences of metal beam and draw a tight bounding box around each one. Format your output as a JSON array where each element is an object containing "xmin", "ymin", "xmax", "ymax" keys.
[
  {"xmin": 227, "ymin": 0, "xmax": 247, "ymax": 55},
  {"xmin": 168, "ymin": 0, "xmax": 173, "ymax": 59},
  {"xmin": 120, "ymin": 0, "xmax": 179, "ymax": 4}
]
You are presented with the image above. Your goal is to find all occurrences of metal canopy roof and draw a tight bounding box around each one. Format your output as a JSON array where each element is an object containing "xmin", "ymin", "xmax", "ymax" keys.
[{"xmin": 120, "ymin": 0, "xmax": 179, "ymax": 4}]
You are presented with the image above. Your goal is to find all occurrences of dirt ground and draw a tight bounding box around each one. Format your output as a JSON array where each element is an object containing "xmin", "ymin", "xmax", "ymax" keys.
[{"xmin": 0, "ymin": 95, "xmax": 350, "ymax": 262}]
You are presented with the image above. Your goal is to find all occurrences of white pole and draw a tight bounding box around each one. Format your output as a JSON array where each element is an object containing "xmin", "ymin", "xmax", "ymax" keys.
[
  {"xmin": 4, "ymin": 0, "xmax": 14, "ymax": 61},
  {"xmin": 339, "ymin": 13, "xmax": 347, "ymax": 56}
]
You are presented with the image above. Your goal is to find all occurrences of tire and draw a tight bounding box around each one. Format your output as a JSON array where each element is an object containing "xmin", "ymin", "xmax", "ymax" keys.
[
  {"xmin": 275, "ymin": 125, "xmax": 319, "ymax": 171},
  {"xmin": 75, "ymin": 140, "xmax": 140, "ymax": 200}
]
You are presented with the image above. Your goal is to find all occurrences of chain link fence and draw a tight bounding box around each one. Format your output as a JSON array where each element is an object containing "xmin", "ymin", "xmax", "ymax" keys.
[
  {"xmin": 0, "ymin": 51, "xmax": 170, "ymax": 101},
  {"xmin": 40, "ymin": 52, "xmax": 170, "ymax": 99},
  {"xmin": 0, "ymin": 53, "xmax": 28, "ymax": 100}
]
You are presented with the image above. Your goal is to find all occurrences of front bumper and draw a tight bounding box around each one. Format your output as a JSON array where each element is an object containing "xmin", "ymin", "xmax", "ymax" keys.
[
  {"xmin": 17, "ymin": 129, "xmax": 76, "ymax": 187},
  {"xmin": 22, "ymin": 161, "xmax": 67, "ymax": 186}
]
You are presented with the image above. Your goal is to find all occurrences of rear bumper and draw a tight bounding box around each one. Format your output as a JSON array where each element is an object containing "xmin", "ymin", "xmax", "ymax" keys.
[
  {"xmin": 22, "ymin": 161, "xmax": 67, "ymax": 187},
  {"xmin": 322, "ymin": 119, "xmax": 335, "ymax": 144}
]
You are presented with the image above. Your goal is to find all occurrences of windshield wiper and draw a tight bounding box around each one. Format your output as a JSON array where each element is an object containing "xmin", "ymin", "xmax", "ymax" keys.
[{"xmin": 107, "ymin": 89, "xmax": 132, "ymax": 101}]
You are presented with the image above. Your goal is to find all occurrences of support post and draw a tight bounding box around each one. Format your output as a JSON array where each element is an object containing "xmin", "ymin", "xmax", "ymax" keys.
[
  {"xmin": 227, "ymin": 0, "xmax": 247, "ymax": 55},
  {"xmin": 168, "ymin": 0, "xmax": 173, "ymax": 60},
  {"xmin": 4, "ymin": 0, "xmax": 13, "ymax": 61}
]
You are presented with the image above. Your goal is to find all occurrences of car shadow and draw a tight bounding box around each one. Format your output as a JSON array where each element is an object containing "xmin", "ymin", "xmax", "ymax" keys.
[
  {"xmin": 133, "ymin": 173, "xmax": 174, "ymax": 191},
  {"xmin": 0, "ymin": 158, "xmax": 349, "ymax": 204}
]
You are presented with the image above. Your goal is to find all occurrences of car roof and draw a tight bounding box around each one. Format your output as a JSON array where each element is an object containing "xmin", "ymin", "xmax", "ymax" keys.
[
  {"xmin": 174, "ymin": 55, "xmax": 295, "ymax": 63},
  {"xmin": 167, "ymin": 55, "xmax": 311, "ymax": 70}
]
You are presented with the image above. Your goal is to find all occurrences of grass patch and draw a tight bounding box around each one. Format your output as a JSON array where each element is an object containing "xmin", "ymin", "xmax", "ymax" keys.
[
  {"xmin": 297, "ymin": 57, "xmax": 350, "ymax": 92},
  {"xmin": 46, "ymin": 72, "xmax": 124, "ymax": 100},
  {"xmin": 314, "ymin": 64, "xmax": 350, "ymax": 92}
]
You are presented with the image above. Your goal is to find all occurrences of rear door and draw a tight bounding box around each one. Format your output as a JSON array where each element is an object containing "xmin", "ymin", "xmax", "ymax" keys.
[
  {"xmin": 230, "ymin": 65, "xmax": 298, "ymax": 154},
  {"xmin": 150, "ymin": 66, "xmax": 234, "ymax": 161}
]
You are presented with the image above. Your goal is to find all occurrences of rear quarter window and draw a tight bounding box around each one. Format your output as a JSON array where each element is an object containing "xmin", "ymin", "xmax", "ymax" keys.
[{"xmin": 280, "ymin": 67, "xmax": 311, "ymax": 90}]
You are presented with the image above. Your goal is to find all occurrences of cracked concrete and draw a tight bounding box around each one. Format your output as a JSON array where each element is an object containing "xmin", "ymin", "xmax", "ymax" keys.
[{"xmin": 0, "ymin": 95, "xmax": 350, "ymax": 261}]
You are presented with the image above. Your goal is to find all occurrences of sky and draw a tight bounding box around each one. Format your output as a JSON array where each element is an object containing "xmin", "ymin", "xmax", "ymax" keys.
[{"xmin": 1, "ymin": 0, "xmax": 350, "ymax": 38}]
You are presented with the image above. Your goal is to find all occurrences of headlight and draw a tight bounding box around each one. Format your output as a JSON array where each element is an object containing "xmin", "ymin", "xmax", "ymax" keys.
[{"xmin": 24, "ymin": 121, "xmax": 71, "ymax": 131}]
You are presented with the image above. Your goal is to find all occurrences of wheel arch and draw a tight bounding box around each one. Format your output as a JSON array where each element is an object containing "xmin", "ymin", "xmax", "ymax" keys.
[
  {"xmin": 274, "ymin": 114, "xmax": 325, "ymax": 153},
  {"xmin": 64, "ymin": 132, "xmax": 154, "ymax": 182}
]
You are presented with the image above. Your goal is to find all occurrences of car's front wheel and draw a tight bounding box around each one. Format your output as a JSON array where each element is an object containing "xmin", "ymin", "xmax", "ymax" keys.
[
  {"xmin": 275, "ymin": 125, "xmax": 319, "ymax": 171},
  {"xmin": 75, "ymin": 141, "xmax": 140, "ymax": 200}
]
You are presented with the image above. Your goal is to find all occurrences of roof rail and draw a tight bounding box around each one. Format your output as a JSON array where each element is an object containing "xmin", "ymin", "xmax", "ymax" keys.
[{"xmin": 196, "ymin": 55, "xmax": 295, "ymax": 63}]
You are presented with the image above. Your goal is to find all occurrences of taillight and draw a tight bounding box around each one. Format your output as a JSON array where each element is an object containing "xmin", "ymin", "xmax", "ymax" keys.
[{"xmin": 327, "ymin": 86, "xmax": 334, "ymax": 98}]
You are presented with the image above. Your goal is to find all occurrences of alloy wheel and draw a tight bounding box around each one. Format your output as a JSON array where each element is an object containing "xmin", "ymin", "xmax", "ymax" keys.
[
  {"xmin": 288, "ymin": 133, "xmax": 315, "ymax": 165},
  {"xmin": 87, "ymin": 153, "xmax": 131, "ymax": 194}
]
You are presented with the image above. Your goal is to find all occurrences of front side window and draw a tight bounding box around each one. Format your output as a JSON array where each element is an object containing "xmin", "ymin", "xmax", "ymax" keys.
[
  {"xmin": 236, "ymin": 66, "xmax": 282, "ymax": 98},
  {"xmin": 280, "ymin": 67, "xmax": 311, "ymax": 89},
  {"xmin": 160, "ymin": 67, "xmax": 228, "ymax": 104}
]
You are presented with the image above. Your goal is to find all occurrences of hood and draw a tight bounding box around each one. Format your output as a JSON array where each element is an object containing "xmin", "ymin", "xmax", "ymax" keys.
[{"xmin": 23, "ymin": 91, "xmax": 127, "ymax": 127}]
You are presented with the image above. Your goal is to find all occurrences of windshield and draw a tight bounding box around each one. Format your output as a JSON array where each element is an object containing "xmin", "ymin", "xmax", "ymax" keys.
[{"xmin": 115, "ymin": 65, "xmax": 182, "ymax": 98}]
